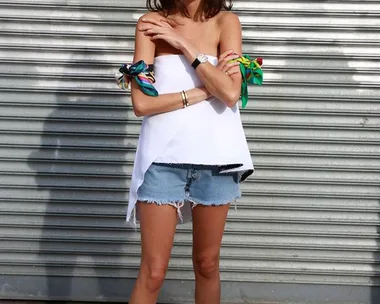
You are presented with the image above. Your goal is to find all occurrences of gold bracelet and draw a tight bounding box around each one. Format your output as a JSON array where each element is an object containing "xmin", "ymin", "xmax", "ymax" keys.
[
  {"xmin": 181, "ymin": 90, "xmax": 189, "ymax": 108},
  {"xmin": 181, "ymin": 91, "xmax": 187, "ymax": 108},
  {"xmin": 183, "ymin": 90, "xmax": 189, "ymax": 107}
]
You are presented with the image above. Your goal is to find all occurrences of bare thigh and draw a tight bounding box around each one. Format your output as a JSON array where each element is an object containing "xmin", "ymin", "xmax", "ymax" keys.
[
  {"xmin": 192, "ymin": 204, "xmax": 230, "ymax": 263},
  {"xmin": 138, "ymin": 202, "xmax": 178, "ymax": 273}
]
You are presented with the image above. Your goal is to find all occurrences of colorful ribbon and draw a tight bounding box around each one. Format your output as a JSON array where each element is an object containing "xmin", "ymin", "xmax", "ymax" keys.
[
  {"xmin": 115, "ymin": 60, "xmax": 158, "ymax": 97},
  {"xmin": 229, "ymin": 55, "xmax": 263, "ymax": 108}
]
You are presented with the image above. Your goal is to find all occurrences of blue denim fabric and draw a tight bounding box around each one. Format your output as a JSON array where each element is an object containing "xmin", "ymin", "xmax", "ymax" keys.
[{"xmin": 137, "ymin": 162, "xmax": 241, "ymax": 206}]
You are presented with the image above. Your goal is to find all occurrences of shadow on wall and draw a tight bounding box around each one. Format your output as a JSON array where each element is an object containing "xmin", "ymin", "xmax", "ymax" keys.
[{"xmin": 27, "ymin": 1, "xmax": 136, "ymax": 301}]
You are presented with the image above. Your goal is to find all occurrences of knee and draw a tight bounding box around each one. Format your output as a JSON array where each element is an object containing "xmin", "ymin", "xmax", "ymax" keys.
[
  {"xmin": 193, "ymin": 253, "xmax": 220, "ymax": 279},
  {"xmin": 141, "ymin": 263, "xmax": 167, "ymax": 293}
]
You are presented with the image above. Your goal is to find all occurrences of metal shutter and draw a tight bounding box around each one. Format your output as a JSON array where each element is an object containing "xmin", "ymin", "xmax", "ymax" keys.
[{"xmin": 0, "ymin": 0, "xmax": 379, "ymax": 303}]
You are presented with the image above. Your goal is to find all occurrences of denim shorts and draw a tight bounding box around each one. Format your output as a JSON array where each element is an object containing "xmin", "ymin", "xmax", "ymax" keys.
[{"xmin": 137, "ymin": 162, "xmax": 241, "ymax": 208}]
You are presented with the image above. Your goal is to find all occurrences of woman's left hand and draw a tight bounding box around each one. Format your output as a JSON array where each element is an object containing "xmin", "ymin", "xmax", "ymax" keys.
[
  {"xmin": 139, "ymin": 18, "xmax": 189, "ymax": 51},
  {"xmin": 216, "ymin": 50, "xmax": 241, "ymax": 77}
]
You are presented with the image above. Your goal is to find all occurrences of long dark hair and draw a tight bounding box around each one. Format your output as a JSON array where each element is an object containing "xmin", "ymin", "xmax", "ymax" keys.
[{"xmin": 147, "ymin": 0, "xmax": 233, "ymax": 19}]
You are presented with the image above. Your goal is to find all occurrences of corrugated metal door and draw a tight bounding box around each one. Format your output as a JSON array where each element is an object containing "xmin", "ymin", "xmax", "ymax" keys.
[{"xmin": 0, "ymin": 0, "xmax": 379, "ymax": 303}]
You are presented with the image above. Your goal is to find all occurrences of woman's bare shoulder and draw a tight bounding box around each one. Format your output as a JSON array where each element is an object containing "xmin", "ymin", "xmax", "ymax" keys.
[{"xmin": 217, "ymin": 11, "xmax": 241, "ymax": 28}]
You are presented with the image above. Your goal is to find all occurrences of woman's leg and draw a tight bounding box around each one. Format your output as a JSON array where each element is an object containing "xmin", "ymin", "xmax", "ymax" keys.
[
  {"xmin": 129, "ymin": 202, "xmax": 178, "ymax": 304},
  {"xmin": 191, "ymin": 204, "xmax": 230, "ymax": 304}
]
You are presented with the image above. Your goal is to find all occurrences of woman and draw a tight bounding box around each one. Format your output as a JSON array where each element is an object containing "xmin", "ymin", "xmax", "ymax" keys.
[{"xmin": 127, "ymin": 0, "xmax": 253, "ymax": 303}]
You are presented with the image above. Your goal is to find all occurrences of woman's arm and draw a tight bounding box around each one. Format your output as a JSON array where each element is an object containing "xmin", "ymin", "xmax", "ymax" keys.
[
  {"xmin": 181, "ymin": 13, "xmax": 243, "ymax": 107},
  {"xmin": 132, "ymin": 82, "xmax": 210, "ymax": 117},
  {"xmin": 139, "ymin": 12, "xmax": 243, "ymax": 108},
  {"xmin": 131, "ymin": 14, "xmax": 211, "ymax": 117}
]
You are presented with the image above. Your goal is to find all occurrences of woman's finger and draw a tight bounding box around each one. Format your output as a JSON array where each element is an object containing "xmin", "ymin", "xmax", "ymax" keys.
[
  {"xmin": 138, "ymin": 24, "xmax": 154, "ymax": 31},
  {"xmin": 221, "ymin": 62, "xmax": 238, "ymax": 69},
  {"xmin": 222, "ymin": 54, "xmax": 240, "ymax": 65},
  {"xmin": 219, "ymin": 49, "xmax": 238, "ymax": 60},
  {"xmin": 150, "ymin": 34, "xmax": 164, "ymax": 41},
  {"xmin": 141, "ymin": 18, "xmax": 172, "ymax": 28},
  {"xmin": 218, "ymin": 56, "xmax": 239, "ymax": 70},
  {"xmin": 224, "ymin": 70, "xmax": 239, "ymax": 77},
  {"xmin": 144, "ymin": 26, "xmax": 170, "ymax": 36},
  {"xmin": 226, "ymin": 62, "xmax": 241, "ymax": 68},
  {"xmin": 228, "ymin": 70, "xmax": 240, "ymax": 76},
  {"xmin": 218, "ymin": 50, "xmax": 233, "ymax": 62},
  {"xmin": 221, "ymin": 66, "xmax": 228, "ymax": 73},
  {"xmin": 225, "ymin": 66, "xmax": 241, "ymax": 76},
  {"xmin": 222, "ymin": 65, "xmax": 239, "ymax": 73},
  {"xmin": 219, "ymin": 50, "xmax": 240, "ymax": 62},
  {"xmin": 217, "ymin": 61, "xmax": 240, "ymax": 72},
  {"xmin": 143, "ymin": 28, "xmax": 160, "ymax": 36}
]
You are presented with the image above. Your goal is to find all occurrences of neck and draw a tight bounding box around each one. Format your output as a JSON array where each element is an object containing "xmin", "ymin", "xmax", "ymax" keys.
[{"xmin": 183, "ymin": 0, "xmax": 203, "ymax": 19}]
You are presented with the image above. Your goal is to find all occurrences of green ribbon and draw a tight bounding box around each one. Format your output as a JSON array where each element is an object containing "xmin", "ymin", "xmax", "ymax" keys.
[{"xmin": 229, "ymin": 55, "xmax": 263, "ymax": 108}]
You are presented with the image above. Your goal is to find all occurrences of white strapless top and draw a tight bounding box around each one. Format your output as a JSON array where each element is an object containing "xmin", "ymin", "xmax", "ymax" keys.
[{"xmin": 126, "ymin": 54, "xmax": 254, "ymax": 224}]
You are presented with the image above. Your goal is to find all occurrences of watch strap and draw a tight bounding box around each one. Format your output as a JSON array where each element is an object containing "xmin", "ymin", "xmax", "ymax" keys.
[{"xmin": 191, "ymin": 58, "xmax": 201, "ymax": 69}]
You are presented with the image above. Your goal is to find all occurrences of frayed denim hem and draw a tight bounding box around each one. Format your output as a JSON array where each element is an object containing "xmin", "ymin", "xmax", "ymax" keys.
[
  {"xmin": 188, "ymin": 192, "xmax": 241, "ymax": 211},
  {"xmin": 137, "ymin": 198, "xmax": 187, "ymax": 223},
  {"xmin": 128, "ymin": 193, "xmax": 242, "ymax": 229}
]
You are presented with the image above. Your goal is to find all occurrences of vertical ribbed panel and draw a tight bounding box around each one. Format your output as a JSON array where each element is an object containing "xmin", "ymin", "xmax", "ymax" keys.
[{"xmin": 0, "ymin": 0, "xmax": 380, "ymax": 303}]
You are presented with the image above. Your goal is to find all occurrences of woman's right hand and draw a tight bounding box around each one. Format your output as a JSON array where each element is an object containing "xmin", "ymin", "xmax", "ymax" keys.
[
  {"xmin": 139, "ymin": 18, "xmax": 192, "ymax": 52},
  {"xmin": 216, "ymin": 50, "xmax": 241, "ymax": 77}
]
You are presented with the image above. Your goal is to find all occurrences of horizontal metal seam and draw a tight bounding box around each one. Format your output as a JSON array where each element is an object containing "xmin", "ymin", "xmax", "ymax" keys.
[{"xmin": 2, "ymin": 30, "xmax": 380, "ymax": 45}]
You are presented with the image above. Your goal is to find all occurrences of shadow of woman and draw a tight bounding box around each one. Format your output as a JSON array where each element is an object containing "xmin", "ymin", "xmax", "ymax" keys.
[
  {"xmin": 27, "ymin": 80, "xmax": 139, "ymax": 301},
  {"xmin": 25, "ymin": 2, "xmax": 140, "ymax": 299}
]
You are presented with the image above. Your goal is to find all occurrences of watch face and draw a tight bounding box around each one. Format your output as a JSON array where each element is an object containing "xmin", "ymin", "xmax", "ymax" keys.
[{"xmin": 197, "ymin": 53, "xmax": 208, "ymax": 63}]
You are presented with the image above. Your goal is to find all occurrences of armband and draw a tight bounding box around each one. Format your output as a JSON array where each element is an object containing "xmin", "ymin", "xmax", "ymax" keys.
[
  {"xmin": 115, "ymin": 60, "xmax": 158, "ymax": 97},
  {"xmin": 228, "ymin": 55, "xmax": 263, "ymax": 108}
]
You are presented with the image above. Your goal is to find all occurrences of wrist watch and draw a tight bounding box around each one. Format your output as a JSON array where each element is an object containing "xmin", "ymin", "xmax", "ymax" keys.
[{"xmin": 191, "ymin": 53, "xmax": 208, "ymax": 69}]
